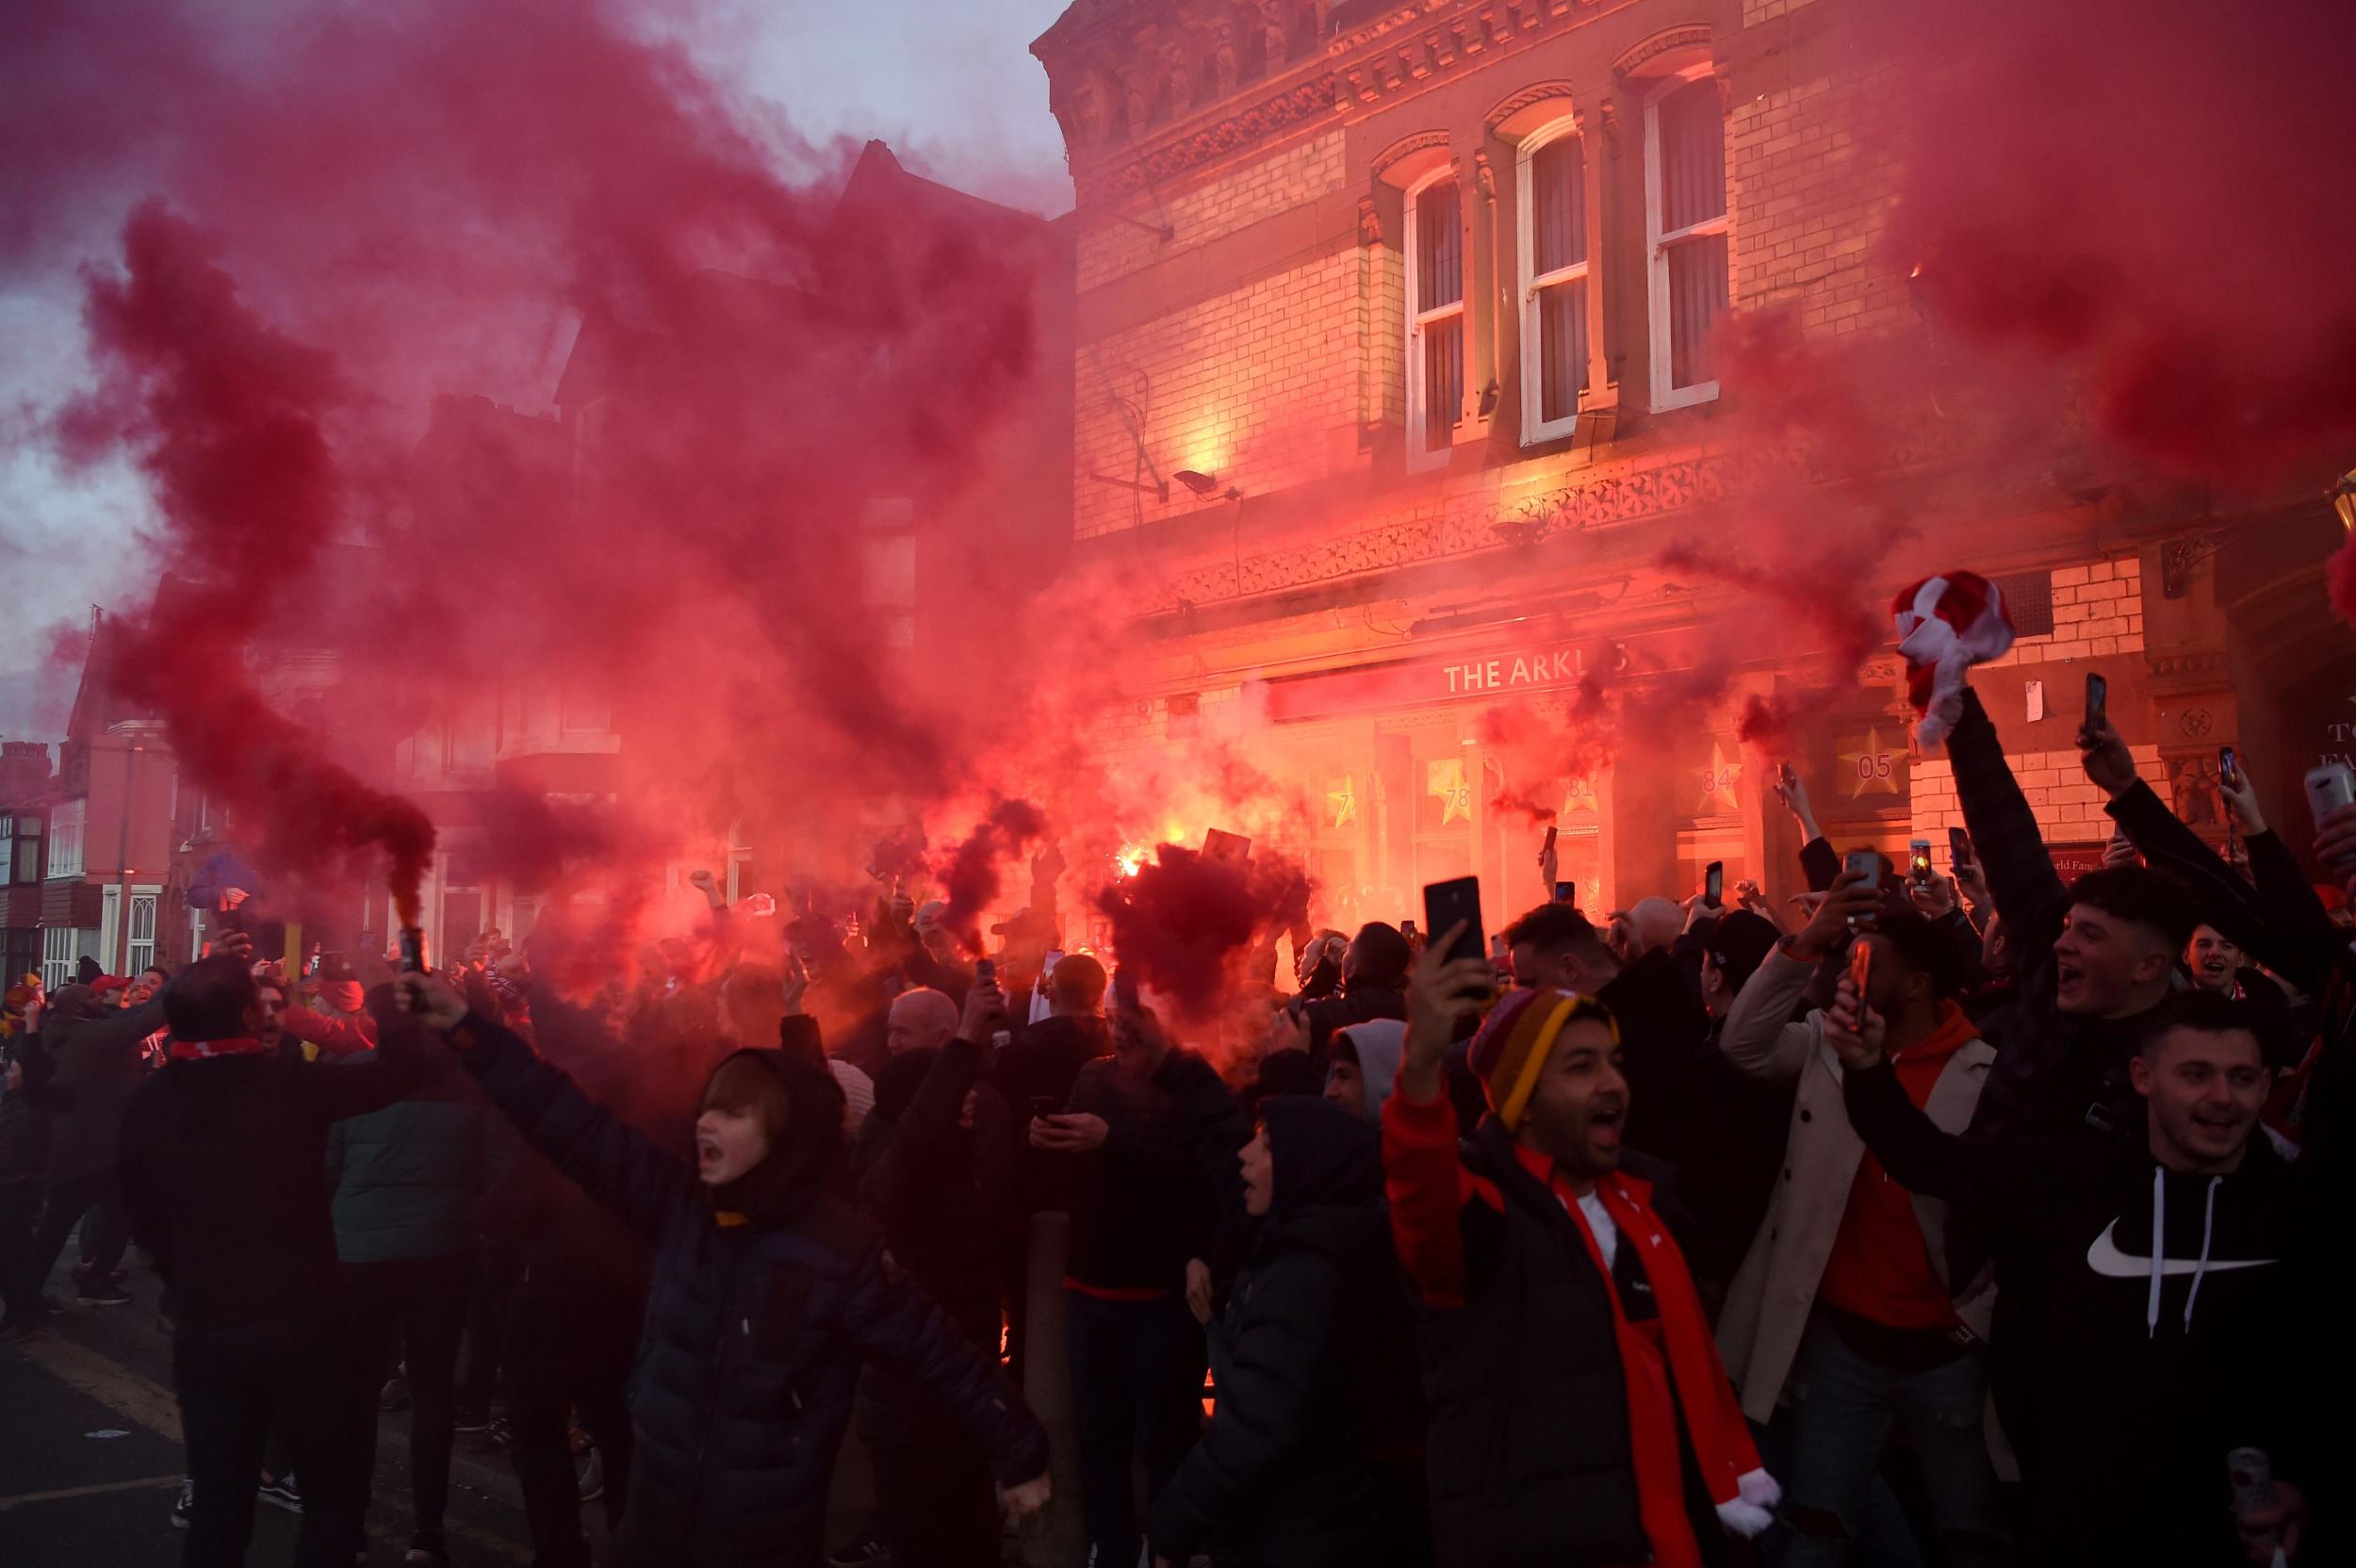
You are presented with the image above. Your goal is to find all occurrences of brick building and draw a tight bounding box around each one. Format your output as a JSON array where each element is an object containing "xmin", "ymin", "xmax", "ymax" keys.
[{"xmin": 1032, "ymin": 0, "xmax": 2353, "ymax": 934}]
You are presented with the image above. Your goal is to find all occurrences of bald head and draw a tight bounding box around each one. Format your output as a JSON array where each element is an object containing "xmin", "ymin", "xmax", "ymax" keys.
[
  {"xmin": 1628, "ymin": 897, "xmax": 1685, "ymax": 957},
  {"xmin": 888, "ymin": 988, "xmax": 959, "ymax": 1054}
]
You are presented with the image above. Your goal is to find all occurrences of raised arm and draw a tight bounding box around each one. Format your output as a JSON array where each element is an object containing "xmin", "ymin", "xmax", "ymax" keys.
[
  {"xmin": 1384, "ymin": 934, "xmax": 1500, "ymax": 1308},
  {"xmin": 1947, "ymin": 688, "xmax": 2068, "ymax": 958},
  {"xmin": 1824, "ymin": 976, "xmax": 2040, "ymax": 1217},
  {"xmin": 1722, "ymin": 872, "xmax": 1880, "ymax": 1080},
  {"xmin": 840, "ymin": 1233, "xmax": 1050, "ymax": 1490},
  {"xmin": 398, "ymin": 973, "xmax": 690, "ymax": 1244}
]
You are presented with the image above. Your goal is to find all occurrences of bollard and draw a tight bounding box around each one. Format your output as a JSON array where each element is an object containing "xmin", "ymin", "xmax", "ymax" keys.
[{"xmin": 1021, "ymin": 1210, "xmax": 1087, "ymax": 1568}]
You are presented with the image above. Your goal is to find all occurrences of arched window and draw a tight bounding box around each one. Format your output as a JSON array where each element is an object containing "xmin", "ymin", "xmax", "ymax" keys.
[
  {"xmin": 1405, "ymin": 168, "xmax": 1465, "ymax": 470},
  {"xmin": 1644, "ymin": 67, "xmax": 1729, "ymax": 409},
  {"xmin": 1516, "ymin": 117, "xmax": 1588, "ymax": 444}
]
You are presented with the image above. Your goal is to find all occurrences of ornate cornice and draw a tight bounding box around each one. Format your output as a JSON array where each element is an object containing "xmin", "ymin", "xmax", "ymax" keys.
[
  {"xmin": 1484, "ymin": 78, "xmax": 1579, "ymax": 133},
  {"xmin": 1123, "ymin": 409, "xmax": 1972, "ymax": 617},
  {"xmin": 1370, "ymin": 128, "xmax": 1452, "ymax": 180},
  {"xmin": 1056, "ymin": 0, "xmax": 1616, "ymax": 206},
  {"xmin": 1612, "ymin": 24, "xmax": 1711, "ymax": 76}
]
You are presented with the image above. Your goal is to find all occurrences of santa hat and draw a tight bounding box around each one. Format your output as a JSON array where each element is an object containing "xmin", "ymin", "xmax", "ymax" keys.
[{"xmin": 1892, "ymin": 572, "xmax": 2015, "ymax": 748}]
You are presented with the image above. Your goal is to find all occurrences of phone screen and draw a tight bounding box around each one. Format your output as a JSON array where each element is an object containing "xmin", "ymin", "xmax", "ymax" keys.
[
  {"xmin": 2217, "ymin": 746, "xmax": 2237, "ymax": 788},
  {"xmin": 1422, "ymin": 876, "xmax": 1485, "ymax": 967},
  {"xmin": 1555, "ymin": 880, "xmax": 1575, "ymax": 906},
  {"xmin": 2086, "ymin": 672, "xmax": 2108, "ymax": 720},
  {"xmin": 1849, "ymin": 933, "xmax": 1873, "ymax": 997},
  {"xmin": 1704, "ymin": 862, "xmax": 1725, "ymax": 908},
  {"xmin": 1948, "ymin": 825, "xmax": 1974, "ymax": 870},
  {"xmin": 974, "ymin": 957, "xmax": 996, "ymax": 988},
  {"xmin": 1908, "ymin": 841, "xmax": 1933, "ymax": 884}
]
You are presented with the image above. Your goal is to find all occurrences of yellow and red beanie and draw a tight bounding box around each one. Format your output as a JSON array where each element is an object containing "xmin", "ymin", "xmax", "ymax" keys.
[{"xmin": 1465, "ymin": 987, "xmax": 1618, "ymax": 1132}]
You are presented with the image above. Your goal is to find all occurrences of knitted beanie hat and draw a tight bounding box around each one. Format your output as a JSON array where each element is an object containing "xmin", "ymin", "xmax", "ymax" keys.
[{"xmin": 1465, "ymin": 988, "xmax": 1618, "ymax": 1132}]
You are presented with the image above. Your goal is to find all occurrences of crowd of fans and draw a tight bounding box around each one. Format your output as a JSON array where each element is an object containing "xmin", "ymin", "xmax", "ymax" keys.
[{"xmin": 3, "ymin": 652, "xmax": 2353, "ymax": 1568}]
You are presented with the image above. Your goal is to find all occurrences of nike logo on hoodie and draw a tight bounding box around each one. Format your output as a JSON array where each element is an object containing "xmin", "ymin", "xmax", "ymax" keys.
[{"xmin": 2084, "ymin": 1219, "xmax": 2278, "ymax": 1279}]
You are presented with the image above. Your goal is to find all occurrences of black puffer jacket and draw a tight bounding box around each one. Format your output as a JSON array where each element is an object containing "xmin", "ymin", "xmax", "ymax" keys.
[
  {"xmin": 1147, "ymin": 1096, "xmax": 1389, "ymax": 1568},
  {"xmin": 852, "ymin": 1038, "xmax": 1014, "ymax": 1348},
  {"xmin": 452, "ymin": 1013, "xmax": 1046, "ymax": 1568}
]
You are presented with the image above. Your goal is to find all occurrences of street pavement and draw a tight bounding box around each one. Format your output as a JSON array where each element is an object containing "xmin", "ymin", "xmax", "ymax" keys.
[{"xmin": 0, "ymin": 1258, "xmax": 556, "ymax": 1568}]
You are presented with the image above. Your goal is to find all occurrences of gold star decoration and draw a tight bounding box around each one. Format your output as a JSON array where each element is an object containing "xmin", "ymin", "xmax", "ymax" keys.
[
  {"xmin": 1562, "ymin": 776, "xmax": 1599, "ymax": 816},
  {"xmin": 1837, "ymin": 727, "xmax": 1902, "ymax": 798},
  {"xmin": 1699, "ymin": 743, "xmax": 1742, "ymax": 816},
  {"xmin": 1427, "ymin": 759, "xmax": 1474, "ymax": 826},
  {"xmin": 1329, "ymin": 776, "xmax": 1358, "ymax": 829}
]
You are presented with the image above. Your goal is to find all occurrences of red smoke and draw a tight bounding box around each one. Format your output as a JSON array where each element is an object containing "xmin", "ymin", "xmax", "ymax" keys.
[
  {"xmin": 58, "ymin": 204, "xmax": 437, "ymax": 921},
  {"xmin": 1095, "ymin": 844, "xmax": 1311, "ymax": 1021}
]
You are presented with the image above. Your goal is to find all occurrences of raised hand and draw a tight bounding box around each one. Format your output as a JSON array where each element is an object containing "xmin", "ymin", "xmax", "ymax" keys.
[
  {"xmin": 1401, "ymin": 923, "xmax": 1496, "ymax": 1098},
  {"xmin": 2078, "ymin": 711, "xmax": 2140, "ymax": 799},
  {"xmin": 394, "ymin": 972, "xmax": 469, "ymax": 1032},
  {"xmin": 1791, "ymin": 867, "xmax": 1881, "ymax": 961},
  {"xmin": 1824, "ymin": 969, "xmax": 1887, "ymax": 1070}
]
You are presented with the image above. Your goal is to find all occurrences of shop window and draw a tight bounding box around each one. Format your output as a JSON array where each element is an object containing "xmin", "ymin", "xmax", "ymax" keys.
[
  {"xmin": 1645, "ymin": 70, "xmax": 1729, "ymax": 409},
  {"xmin": 1406, "ymin": 171, "xmax": 1465, "ymax": 470},
  {"xmin": 1517, "ymin": 120, "xmax": 1589, "ymax": 444}
]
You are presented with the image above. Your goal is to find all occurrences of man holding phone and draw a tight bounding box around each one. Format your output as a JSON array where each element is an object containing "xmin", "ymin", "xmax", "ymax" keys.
[
  {"xmin": 1711, "ymin": 886, "xmax": 2009, "ymax": 1567},
  {"xmin": 1383, "ymin": 928, "xmax": 1775, "ymax": 1567}
]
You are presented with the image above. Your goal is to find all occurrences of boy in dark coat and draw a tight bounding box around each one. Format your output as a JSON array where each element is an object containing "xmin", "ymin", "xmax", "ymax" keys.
[
  {"xmin": 1145, "ymin": 1092, "xmax": 1394, "ymax": 1568},
  {"xmin": 396, "ymin": 970, "xmax": 1050, "ymax": 1567}
]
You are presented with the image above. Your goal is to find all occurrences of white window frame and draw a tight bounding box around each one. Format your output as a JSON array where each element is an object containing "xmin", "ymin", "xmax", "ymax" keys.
[
  {"xmin": 1516, "ymin": 117, "xmax": 1588, "ymax": 446},
  {"xmin": 1403, "ymin": 168, "xmax": 1465, "ymax": 473},
  {"xmin": 41, "ymin": 926, "xmax": 83, "ymax": 992},
  {"xmin": 50, "ymin": 797, "xmax": 86, "ymax": 880},
  {"xmin": 100, "ymin": 884, "xmax": 121, "ymax": 972},
  {"xmin": 126, "ymin": 886, "xmax": 160, "ymax": 975},
  {"xmin": 1644, "ymin": 64, "xmax": 1730, "ymax": 412}
]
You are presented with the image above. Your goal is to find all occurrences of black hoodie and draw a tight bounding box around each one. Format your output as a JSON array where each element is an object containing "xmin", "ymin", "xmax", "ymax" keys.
[
  {"xmin": 1147, "ymin": 1096, "xmax": 1396, "ymax": 1568},
  {"xmin": 1844, "ymin": 1059, "xmax": 2324, "ymax": 1562}
]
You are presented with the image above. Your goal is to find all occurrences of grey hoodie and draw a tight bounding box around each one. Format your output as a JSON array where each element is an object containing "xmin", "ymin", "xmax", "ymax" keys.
[{"xmin": 1330, "ymin": 1019, "xmax": 1406, "ymax": 1127}]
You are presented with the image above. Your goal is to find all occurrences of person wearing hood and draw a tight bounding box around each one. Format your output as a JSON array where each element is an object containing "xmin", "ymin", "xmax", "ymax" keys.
[
  {"xmin": 31, "ymin": 974, "xmax": 169, "ymax": 1307},
  {"xmin": 844, "ymin": 980, "xmax": 1019, "ymax": 1568},
  {"xmin": 1145, "ymin": 1094, "xmax": 1394, "ymax": 1568},
  {"xmin": 1325, "ymin": 1019, "xmax": 1404, "ymax": 1127},
  {"xmin": 395, "ymin": 970, "xmax": 1051, "ymax": 1567},
  {"xmin": 1835, "ymin": 982, "xmax": 2326, "ymax": 1562},
  {"xmin": 1300, "ymin": 923, "xmax": 1412, "ymax": 1063}
]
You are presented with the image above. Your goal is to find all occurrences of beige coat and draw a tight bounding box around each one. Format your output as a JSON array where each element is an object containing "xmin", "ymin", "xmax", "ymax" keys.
[{"xmin": 1711, "ymin": 946, "xmax": 1996, "ymax": 1424}]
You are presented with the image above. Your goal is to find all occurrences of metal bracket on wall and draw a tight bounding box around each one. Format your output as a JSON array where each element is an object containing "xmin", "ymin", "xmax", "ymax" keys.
[{"xmin": 2160, "ymin": 528, "xmax": 2229, "ymax": 599}]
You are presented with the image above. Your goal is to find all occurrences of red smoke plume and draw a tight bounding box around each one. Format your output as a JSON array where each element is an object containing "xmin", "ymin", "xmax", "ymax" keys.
[{"xmin": 59, "ymin": 204, "xmax": 437, "ymax": 921}]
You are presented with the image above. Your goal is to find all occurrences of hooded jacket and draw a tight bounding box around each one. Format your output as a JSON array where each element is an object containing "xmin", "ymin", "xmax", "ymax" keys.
[
  {"xmin": 851, "ymin": 1038, "xmax": 1014, "ymax": 1348},
  {"xmin": 1844, "ymin": 1059, "xmax": 2323, "ymax": 1561},
  {"xmin": 1147, "ymin": 1096, "xmax": 1390, "ymax": 1568},
  {"xmin": 1330, "ymin": 1020, "xmax": 1405, "ymax": 1126},
  {"xmin": 450, "ymin": 1014, "xmax": 1048, "ymax": 1568}
]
